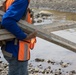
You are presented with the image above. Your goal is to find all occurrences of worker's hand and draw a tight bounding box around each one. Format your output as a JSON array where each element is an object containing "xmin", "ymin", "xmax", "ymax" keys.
[{"xmin": 24, "ymin": 30, "xmax": 37, "ymax": 40}]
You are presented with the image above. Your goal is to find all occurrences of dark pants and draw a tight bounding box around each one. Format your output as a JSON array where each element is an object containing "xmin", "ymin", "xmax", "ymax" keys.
[{"xmin": 4, "ymin": 56, "xmax": 28, "ymax": 75}]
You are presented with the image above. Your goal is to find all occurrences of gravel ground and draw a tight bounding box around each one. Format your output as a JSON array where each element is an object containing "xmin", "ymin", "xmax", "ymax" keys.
[
  {"xmin": 30, "ymin": 0, "xmax": 76, "ymax": 13},
  {"xmin": 0, "ymin": 58, "xmax": 76, "ymax": 75},
  {"xmin": 1, "ymin": 0, "xmax": 76, "ymax": 13}
]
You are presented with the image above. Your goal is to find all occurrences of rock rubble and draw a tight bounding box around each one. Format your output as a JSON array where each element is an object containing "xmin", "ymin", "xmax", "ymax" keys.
[{"xmin": 0, "ymin": 58, "xmax": 76, "ymax": 75}]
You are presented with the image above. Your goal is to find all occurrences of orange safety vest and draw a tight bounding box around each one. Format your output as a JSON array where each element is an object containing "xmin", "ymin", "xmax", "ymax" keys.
[
  {"xmin": 5, "ymin": 0, "xmax": 14, "ymax": 10},
  {"xmin": 5, "ymin": 0, "xmax": 36, "ymax": 61}
]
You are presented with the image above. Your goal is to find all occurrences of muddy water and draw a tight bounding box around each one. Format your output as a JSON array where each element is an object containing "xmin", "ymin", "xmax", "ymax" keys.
[
  {"xmin": 0, "ymin": 10, "xmax": 76, "ymax": 75},
  {"xmin": 34, "ymin": 10, "xmax": 76, "ymax": 26},
  {"xmin": 48, "ymin": 10, "xmax": 76, "ymax": 21},
  {"xmin": 29, "ymin": 10, "xmax": 76, "ymax": 75}
]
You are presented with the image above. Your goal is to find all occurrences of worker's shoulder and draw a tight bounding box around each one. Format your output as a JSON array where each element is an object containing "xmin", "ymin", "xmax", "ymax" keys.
[{"xmin": 12, "ymin": 0, "xmax": 28, "ymax": 4}]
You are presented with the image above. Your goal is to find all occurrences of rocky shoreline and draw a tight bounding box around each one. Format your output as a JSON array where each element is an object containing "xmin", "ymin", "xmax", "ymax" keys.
[
  {"xmin": 0, "ymin": 0, "xmax": 76, "ymax": 75},
  {"xmin": 0, "ymin": 58, "xmax": 76, "ymax": 75}
]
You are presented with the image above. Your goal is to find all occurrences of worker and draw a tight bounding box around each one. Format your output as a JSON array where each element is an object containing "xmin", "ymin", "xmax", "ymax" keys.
[{"xmin": 1, "ymin": 0, "xmax": 37, "ymax": 75}]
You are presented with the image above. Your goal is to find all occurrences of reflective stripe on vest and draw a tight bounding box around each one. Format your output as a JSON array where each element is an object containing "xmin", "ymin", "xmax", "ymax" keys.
[
  {"xmin": 18, "ymin": 41, "xmax": 30, "ymax": 61},
  {"xmin": 26, "ymin": 10, "xmax": 32, "ymax": 24}
]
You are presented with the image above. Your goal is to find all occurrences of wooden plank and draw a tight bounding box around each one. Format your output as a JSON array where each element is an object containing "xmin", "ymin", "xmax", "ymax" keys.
[
  {"xmin": 0, "ymin": 29, "xmax": 10, "ymax": 34},
  {"xmin": 0, "ymin": 28, "xmax": 76, "ymax": 50},
  {"xmin": 36, "ymin": 21, "xmax": 76, "ymax": 32},
  {"xmin": 50, "ymin": 33, "xmax": 76, "ymax": 52},
  {"xmin": 0, "ymin": 29, "xmax": 76, "ymax": 52},
  {"xmin": 0, "ymin": 10, "xmax": 76, "ymax": 52},
  {"xmin": 0, "ymin": 10, "xmax": 4, "ymax": 16},
  {"xmin": 0, "ymin": 34, "xmax": 15, "ymax": 41},
  {"xmin": 1, "ymin": 10, "xmax": 76, "ymax": 32}
]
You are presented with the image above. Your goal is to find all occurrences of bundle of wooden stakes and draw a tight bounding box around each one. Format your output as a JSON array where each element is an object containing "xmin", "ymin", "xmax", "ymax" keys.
[{"xmin": 0, "ymin": 10, "xmax": 76, "ymax": 52}]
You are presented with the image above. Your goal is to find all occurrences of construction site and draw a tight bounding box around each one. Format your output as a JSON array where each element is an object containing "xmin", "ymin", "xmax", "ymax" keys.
[{"xmin": 0, "ymin": 0, "xmax": 76, "ymax": 75}]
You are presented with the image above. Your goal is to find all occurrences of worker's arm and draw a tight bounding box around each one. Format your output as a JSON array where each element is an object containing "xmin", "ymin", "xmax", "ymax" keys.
[
  {"xmin": 1, "ymin": 0, "xmax": 30, "ymax": 40},
  {"xmin": 1, "ymin": 18, "xmax": 27, "ymax": 40}
]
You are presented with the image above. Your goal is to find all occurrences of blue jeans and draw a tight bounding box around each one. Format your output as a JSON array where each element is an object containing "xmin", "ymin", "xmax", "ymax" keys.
[{"xmin": 4, "ymin": 56, "xmax": 28, "ymax": 75}]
